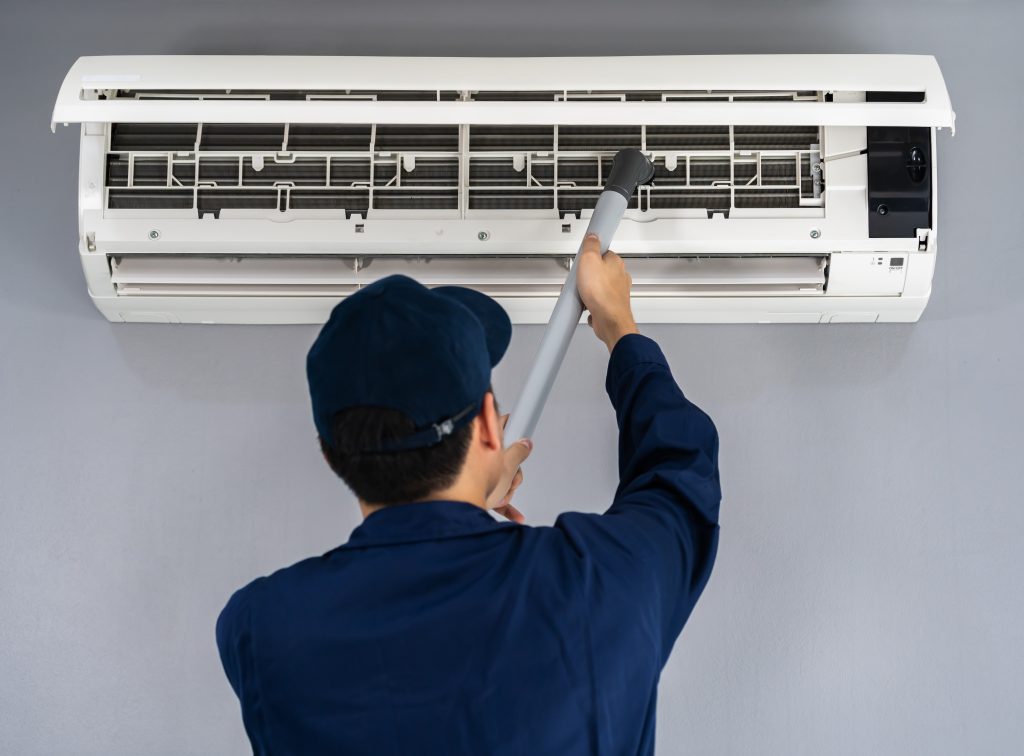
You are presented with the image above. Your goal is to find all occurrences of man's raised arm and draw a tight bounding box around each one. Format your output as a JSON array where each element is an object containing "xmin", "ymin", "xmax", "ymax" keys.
[{"xmin": 558, "ymin": 234, "xmax": 722, "ymax": 661}]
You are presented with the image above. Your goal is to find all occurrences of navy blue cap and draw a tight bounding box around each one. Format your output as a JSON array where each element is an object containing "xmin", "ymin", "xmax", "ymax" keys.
[{"xmin": 307, "ymin": 274, "xmax": 512, "ymax": 452}]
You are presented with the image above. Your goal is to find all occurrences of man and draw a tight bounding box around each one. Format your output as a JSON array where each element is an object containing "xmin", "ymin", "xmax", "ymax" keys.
[{"xmin": 216, "ymin": 233, "xmax": 721, "ymax": 755}]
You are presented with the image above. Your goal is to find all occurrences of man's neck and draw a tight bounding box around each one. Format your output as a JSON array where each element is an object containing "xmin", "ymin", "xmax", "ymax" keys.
[{"xmin": 359, "ymin": 482, "xmax": 487, "ymax": 520}]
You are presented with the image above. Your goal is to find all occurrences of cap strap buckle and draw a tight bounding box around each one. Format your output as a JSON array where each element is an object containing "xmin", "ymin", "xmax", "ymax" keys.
[
  {"xmin": 362, "ymin": 400, "xmax": 481, "ymax": 454},
  {"xmin": 432, "ymin": 418, "xmax": 456, "ymax": 442}
]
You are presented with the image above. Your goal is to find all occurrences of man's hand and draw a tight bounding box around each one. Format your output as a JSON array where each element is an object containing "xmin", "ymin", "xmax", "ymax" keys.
[
  {"xmin": 486, "ymin": 414, "xmax": 532, "ymax": 523},
  {"xmin": 575, "ymin": 232, "xmax": 639, "ymax": 352}
]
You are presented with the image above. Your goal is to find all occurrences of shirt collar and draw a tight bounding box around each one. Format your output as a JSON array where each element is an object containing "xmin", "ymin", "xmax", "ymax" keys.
[{"xmin": 336, "ymin": 500, "xmax": 517, "ymax": 550}]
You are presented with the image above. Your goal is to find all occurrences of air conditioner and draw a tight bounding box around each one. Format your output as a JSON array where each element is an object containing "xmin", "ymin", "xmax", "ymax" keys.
[{"xmin": 52, "ymin": 54, "xmax": 954, "ymax": 324}]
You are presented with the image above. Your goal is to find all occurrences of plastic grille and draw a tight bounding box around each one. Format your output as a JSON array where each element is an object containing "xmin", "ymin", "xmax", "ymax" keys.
[{"xmin": 103, "ymin": 89, "xmax": 824, "ymax": 218}]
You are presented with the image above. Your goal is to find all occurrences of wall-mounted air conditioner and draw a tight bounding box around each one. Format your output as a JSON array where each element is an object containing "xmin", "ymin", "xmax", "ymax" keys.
[{"xmin": 52, "ymin": 55, "xmax": 954, "ymax": 324}]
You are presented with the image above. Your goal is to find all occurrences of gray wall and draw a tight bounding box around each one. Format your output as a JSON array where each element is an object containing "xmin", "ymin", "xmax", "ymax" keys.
[{"xmin": 2, "ymin": 1, "xmax": 1021, "ymax": 753}]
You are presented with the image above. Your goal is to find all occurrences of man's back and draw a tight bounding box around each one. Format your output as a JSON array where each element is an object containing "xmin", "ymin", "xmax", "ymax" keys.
[
  {"xmin": 218, "ymin": 334, "xmax": 720, "ymax": 756},
  {"xmin": 221, "ymin": 505, "xmax": 648, "ymax": 755}
]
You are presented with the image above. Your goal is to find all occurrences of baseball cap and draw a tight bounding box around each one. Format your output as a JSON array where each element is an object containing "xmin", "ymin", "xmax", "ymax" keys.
[{"xmin": 307, "ymin": 274, "xmax": 512, "ymax": 452}]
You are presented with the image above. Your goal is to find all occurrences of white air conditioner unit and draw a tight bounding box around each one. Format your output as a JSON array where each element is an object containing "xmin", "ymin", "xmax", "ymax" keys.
[{"xmin": 52, "ymin": 54, "xmax": 954, "ymax": 324}]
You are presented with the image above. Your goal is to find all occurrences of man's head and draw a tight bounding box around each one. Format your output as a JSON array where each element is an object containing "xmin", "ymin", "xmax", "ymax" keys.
[{"xmin": 307, "ymin": 275, "xmax": 512, "ymax": 509}]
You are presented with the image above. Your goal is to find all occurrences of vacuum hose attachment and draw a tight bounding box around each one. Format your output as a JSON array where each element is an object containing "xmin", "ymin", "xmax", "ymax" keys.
[
  {"xmin": 604, "ymin": 148, "xmax": 657, "ymax": 201},
  {"xmin": 503, "ymin": 149, "xmax": 655, "ymax": 445}
]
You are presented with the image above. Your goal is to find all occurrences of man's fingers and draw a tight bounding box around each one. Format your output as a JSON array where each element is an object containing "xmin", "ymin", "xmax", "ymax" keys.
[
  {"xmin": 486, "ymin": 439, "xmax": 533, "ymax": 510},
  {"xmin": 504, "ymin": 438, "xmax": 533, "ymax": 470},
  {"xmin": 494, "ymin": 502, "xmax": 526, "ymax": 524},
  {"xmin": 580, "ymin": 232, "xmax": 602, "ymax": 258},
  {"xmin": 485, "ymin": 436, "xmax": 536, "ymax": 512}
]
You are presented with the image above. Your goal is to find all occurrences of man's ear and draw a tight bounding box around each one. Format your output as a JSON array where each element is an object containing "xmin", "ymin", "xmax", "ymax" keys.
[{"xmin": 477, "ymin": 392, "xmax": 503, "ymax": 451}]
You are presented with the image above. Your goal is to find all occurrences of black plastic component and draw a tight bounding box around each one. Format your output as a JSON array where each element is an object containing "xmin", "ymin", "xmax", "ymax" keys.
[
  {"xmin": 603, "ymin": 149, "xmax": 656, "ymax": 200},
  {"xmin": 865, "ymin": 91, "xmax": 926, "ymax": 103},
  {"xmin": 867, "ymin": 126, "xmax": 932, "ymax": 238}
]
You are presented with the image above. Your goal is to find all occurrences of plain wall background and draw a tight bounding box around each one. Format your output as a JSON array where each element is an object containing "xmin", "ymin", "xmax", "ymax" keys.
[{"xmin": 2, "ymin": 1, "xmax": 1021, "ymax": 753}]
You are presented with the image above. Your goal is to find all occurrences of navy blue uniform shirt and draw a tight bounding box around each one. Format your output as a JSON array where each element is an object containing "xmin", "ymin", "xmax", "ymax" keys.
[{"xmin": 217, "ymin": 333, "xmax": 721, "ymax": 755}]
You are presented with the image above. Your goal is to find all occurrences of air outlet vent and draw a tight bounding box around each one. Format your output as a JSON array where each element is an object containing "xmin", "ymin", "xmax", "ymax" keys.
[{"xmin": 109, "ymin": 254, "xmax": 828, "ymax": 298}]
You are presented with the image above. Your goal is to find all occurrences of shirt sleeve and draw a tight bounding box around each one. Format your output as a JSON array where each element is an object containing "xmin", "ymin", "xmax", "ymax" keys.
[
  {"xmin": 216, "ymin": 580, "xmax": 267, "ymax": 754},
  {"xmin": 555, "ymin": 333, "xmax": 721, "ymax": 663}
]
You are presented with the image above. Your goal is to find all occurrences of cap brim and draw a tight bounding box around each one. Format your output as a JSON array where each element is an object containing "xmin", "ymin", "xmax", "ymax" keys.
[{"xmin": 432, "ymin": 286, "xmax": 512, "ymax": 367}]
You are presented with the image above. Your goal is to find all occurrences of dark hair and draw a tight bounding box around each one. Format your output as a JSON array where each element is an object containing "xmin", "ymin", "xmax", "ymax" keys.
[{"xmin": 319, "ymin": 391, "xmax": 493, "ymax": 505}]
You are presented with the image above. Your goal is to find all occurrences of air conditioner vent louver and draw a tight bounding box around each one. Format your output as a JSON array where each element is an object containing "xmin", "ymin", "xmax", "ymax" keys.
[{"xmin": 109, "ymin": 254, "xmax": 828, "ymax": 298}]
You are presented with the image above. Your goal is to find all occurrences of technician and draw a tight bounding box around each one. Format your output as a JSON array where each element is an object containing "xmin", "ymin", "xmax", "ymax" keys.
[{"xmin": 216, "ymin": 233, "xmax": 722, "ymax": 755}]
